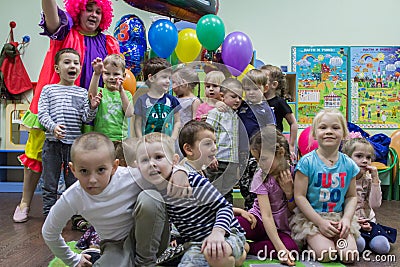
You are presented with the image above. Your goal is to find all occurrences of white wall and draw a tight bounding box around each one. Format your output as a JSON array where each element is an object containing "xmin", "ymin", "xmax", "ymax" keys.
[{"xmin": 1, "ymin": 0, "xmax": 399, "ymax": 82}]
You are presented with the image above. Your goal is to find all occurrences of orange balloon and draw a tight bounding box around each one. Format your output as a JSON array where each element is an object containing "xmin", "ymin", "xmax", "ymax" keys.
[{"xmin": 123, "ymin": 69, "xmax": 137, "ymax": 96}]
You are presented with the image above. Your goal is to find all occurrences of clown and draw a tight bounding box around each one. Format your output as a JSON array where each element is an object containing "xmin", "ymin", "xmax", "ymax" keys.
[{"xmin": 13, "ymin": 0, "xmax": 119, "ymax": 224}]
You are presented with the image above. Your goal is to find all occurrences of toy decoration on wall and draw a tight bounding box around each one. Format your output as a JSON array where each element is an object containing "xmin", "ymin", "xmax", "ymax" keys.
[
  {"xmin": 350, "ymin": 46, "xmax": 400, "ymax": 128},
  {"xmin": 113, "ymin": 14, "xmax": 147, "ymax": 76},
  {"xmin": 122, "ymin": 0, "xmax": 219, "ymax": 23},
  {"xmin": 292, "ymin": 46, "xmax": 349, "ymax": 125}
]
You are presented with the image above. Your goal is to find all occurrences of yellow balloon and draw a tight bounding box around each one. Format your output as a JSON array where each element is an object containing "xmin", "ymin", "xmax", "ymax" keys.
[
  {"xmin": 237, "ymin": 64, "xmax": 255, "ymax": 81},
  {"xmin": 175, "ymin": 29, "xmax": 202, "ymax": 63}
]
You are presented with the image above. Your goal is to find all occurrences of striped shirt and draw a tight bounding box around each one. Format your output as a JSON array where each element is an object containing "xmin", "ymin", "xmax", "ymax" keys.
[
  {"xmin": 206, "ymin": 108, "xmax": 239, "ymax": 163},
  {"xmin": 162, "ymin": 172, "xmax": 244, "ymax": 242},
  {"xmin": 38, "ymin": 84, "xmax": 97, "ymax": 144}
]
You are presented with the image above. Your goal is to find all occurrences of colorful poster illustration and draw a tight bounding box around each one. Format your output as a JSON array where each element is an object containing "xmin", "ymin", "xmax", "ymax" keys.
[
  {"xmin": 349, "ymin": 47, "xmax": 400, "ymax": 128},
  {"xmin": 292, "ymin": 46, "xmax": 348, "ymax": 125}
]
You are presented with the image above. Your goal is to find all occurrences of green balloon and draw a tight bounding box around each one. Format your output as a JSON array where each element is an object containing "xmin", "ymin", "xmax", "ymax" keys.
[
  {"xmin": 196, "ymin": 14, "xmax": 225, "ymax": 51},
  {"xmin": 167, "ymin": 50, "xmax": 179, "ymax": 66}
]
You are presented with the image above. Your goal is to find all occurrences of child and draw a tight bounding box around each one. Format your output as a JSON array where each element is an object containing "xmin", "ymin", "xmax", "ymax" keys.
[
  {"xmin": 206, "ymin": 78, "xmax": 243, "ymax": 203},
  {"xmin": 260, "ymin": 65, "xmax": 298, "ymax": 159},
  {"xmin": 135, "ymin": 132, "xmax": 248, "ymax": 267},
  {"xmin": 236, "ymin": 126, "xmax": 298, "ymax": 266},
  {"xmin": 89, "ymin": 55, "xmax": 134, "ymax": 143},
  {"xmin": 342, "ymin": 138, "xmax": 397, "ymax": 254},
  {"xmin": 239, "ymin": 69, "xmax": 276, "ymax": 210},
  {"xmin": 172, "ymin": 66, "xmax": 201, "ymax": 126},
  {"xmin": 134, "ymin": 57, "xmax": 181, "ymax": 140},
  {"xmin": 195, "ymin": 70, "xmax": 225, "ymax": 121},
  {"xmin": 38, "ymin": 48, "xmax": 101, "ymax": 216},
  {"xmin": 42, "ymin": 132, "xmax": 192, "ymax": 266},
  {"xmin": 290, "ymin": 108, "xmax": 360, "ymax": 263}
]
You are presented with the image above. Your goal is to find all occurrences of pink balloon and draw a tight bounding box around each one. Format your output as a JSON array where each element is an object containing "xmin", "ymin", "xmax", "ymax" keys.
[
  {"xmin": 221, "ymin": 31, "xmax": 253, "ymax": 76},
  {"xmin": 298, "ymin": 126, "xmax": 318, "ymax": 156}
]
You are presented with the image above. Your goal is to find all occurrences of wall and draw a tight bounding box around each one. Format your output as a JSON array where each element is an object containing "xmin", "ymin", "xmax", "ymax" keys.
[{"xmin": 1, "ymin": 0, "xmax": 399, "ymax": 81}]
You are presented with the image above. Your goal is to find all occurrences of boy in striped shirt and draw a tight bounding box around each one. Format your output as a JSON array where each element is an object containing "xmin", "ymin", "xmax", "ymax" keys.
[
  {"xmin": 38, "ymin": 48, "xmax": 101, "ymax": 216},
  {"xmin": 136, "ymin": 132, "xmax": 247, "ymax": 267}
]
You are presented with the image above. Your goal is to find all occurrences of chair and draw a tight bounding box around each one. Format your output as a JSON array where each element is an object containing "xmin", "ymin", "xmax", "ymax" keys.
[
  {"xmin": 372, "ymin": 147, "xmax": 398, "ymax": 201},
  {"xmin": 390, "ymin": 130, "xmax": 400, "ymax": 200}
]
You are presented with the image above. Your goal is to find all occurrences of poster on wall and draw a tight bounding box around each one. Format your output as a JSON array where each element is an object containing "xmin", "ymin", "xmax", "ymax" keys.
[
  {"xmin": 349, "ymin": 46, "xmax": 400, "ymax": 128},
  {"xmin": 292, "ymin": 46, "xmax": 348, "ymax": 126}
]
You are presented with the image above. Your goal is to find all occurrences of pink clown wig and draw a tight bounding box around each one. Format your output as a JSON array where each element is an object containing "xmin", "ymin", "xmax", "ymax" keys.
[{"xmin": 64, "ymin": 0, "xmax": 113, "ymax": 31}]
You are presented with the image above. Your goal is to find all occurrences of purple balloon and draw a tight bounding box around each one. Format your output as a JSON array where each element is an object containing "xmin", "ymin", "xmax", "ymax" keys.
[{"xmin": 221, "ymin": 31, "xmax": 253, "ymax": 76}]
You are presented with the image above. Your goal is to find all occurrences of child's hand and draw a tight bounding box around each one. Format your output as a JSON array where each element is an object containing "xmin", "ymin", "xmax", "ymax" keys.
[
  {"xmin": 279, "ymin": 249, "xmax": 296, "ymax": 266},
  {"xmin": 318, "ymin": 219, "xmax": 340, "ymax": 238},
  {"xmin": 77, "ymin": 253, "xmax": 92, "ymax": 267},
  {"xmin": 215, "ymin": 101, "xmax": 229, "ymax": 112},
  {"xmin": 117, "ymin": 77, "xmax": 124, "ymax": 92},
  {"xmin": 208, "ymin": 158, "xmax": 219, "ymax": 170},
  {"xmin": 200, "ymin": 114, "xmax": 208, "ymax": 121},
  {"xmin": 236, "ymin": 209, "xmax": 257, "ymax": 229},
  {"xmin": 168, "ymin": 169, "xmax": 193, "ymax": 198},
  {"xmin": 338, "ymin": 217, "xmax": 351, "ymax": 239},
  {"xmin": 53, "ymin": 124, "xmax": 66, "ymax": 139},
  {"xmin": 358, "ymin": 218, "xmax": 372, "ymax": 231},
  {"xmin": 89, "ymin": 90, "xmax": 102, "ymax": 109},
  {"xmin": 278, "ymin": 169, "xmax": 294, "ymax": 199},
  {"xmin": 91, "ymin": 57, "xmax": 104, "ymax": 75},
  {"xmin": 366, "ymin": 165, "xmax": 379, "ymax": 184},
  {"xmin": 201, "ymin": 228, "xmax": 229, "ymax": 260}
]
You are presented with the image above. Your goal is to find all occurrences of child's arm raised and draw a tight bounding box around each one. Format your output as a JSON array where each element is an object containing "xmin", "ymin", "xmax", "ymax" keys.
[
  {"xmin": 366, "ymin": 166, "xmax": 382, "ymax": 209},
  {"xmin": 42, "ymin": 0, "xmax": 60, "ymax": 34},
  {"xmin": 258, "ymin": 194, "xmax": 295, "ymax": 266},
  {"xmin": 295, "ymin": 171, "xmax": 340, "ymax": 238},
  {"xmin": 118, "ymin": 78, "xmax": 134, "ymax": 117},
  {"xmin": 88, "ymin": 58, "xmax": 103, "ymax": 98},
  {"xmin": 339, "ymin": 177, "xmax": 357, "ymax": 239}
]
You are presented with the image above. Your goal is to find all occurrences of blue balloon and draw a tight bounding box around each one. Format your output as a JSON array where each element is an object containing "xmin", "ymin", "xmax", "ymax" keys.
[
  {"xmin": 254, "ymin": 59, "xmax": 265, "ymax": 69},
  {"xmin": 114, "ymin": 14, "xmax": 147, "ymax": 76},
  {"xmin": 175, "ymin": 20, "xmax": 197, "ymax": 31},
  {"xmin": 148, "ymin": 19, "xmax": 178, "ymax": 58},
  {"xmin": 22, "ymin": 35, "xmax": 30, "ymax": 43}
]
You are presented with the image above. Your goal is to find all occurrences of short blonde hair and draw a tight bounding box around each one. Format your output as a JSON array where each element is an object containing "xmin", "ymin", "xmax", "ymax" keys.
[
  {"xmin": 220, "ymin": 77, "xmax": 243, "ymax": 96},
  {"xmin": 311, "ymin": 108, "xmax": 349, "ymax": 139},
  {"xmin": 242, "ymin": 69, "xmax": 268, "ymax": 88},
  {"xmin": 342, "ymin": 138, "xmax": 375, "ymax": 161},
  {"xmin": 205, "ymin": 70, "xmax": 225, "ymax": 85},
  {"xmin": 71, "ymin": 132, "xmax": 115, "ymax": 163},
  {"xmin": 103, "ymin": 54, "xmax": 126, "ymax": 73},
  {"xmin": 136, "ymin": 132, "xmax": 175, "ymax": 160}
]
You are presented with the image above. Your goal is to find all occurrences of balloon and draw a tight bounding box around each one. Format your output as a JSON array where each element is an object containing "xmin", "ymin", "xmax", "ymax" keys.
[
  {"xmin": 221, "ymin": 31, "xmax": 253, "ymax": 77},
  {"xmin": 175, "ymin": 29, "xmax": 202, "ymax": 63},
  {"xmin": 148, "ymin": 19, "xmax": 178, "ymax": 58},
  {"xmin": 196, "ymin": 14, "xmax": 225, "ymax": 51},
  {"xmin": 113, "ymin": 15, "xmax": 147, "ymax": 76},
  {"xmin": 298, "ymin": 126, "xmax": 318, "ymax": 156},
  {"xmin": 237, "ymin": 64, "xmax": 255, "ymax": 81},
  {"xmin": 175, "ymin": 20, "xmax": 197, "ymax": 31},
  {"xmin": 22, "ymin": 35, "xmax": 30, "ymax": 43},
  {"xmin": 122, "ymin": 0, "xmax": 219, "ymax": 23},
  {"xmin": 123, "ymin": 69, "xmax": 137, "ymax": 96},
  {"xmin": 168, "ymin": 50, "xmax": 179, "ymax": 66}
]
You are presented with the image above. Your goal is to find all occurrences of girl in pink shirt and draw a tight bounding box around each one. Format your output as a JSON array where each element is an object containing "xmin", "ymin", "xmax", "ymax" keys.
[{"xmin": 195, "ymin": 71, "xmax": 224, "ymax": 121}]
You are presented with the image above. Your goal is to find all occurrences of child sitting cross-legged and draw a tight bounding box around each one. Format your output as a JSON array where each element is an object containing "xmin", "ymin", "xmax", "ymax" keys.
[{"xmin": 136, "ymin": 132, "xmax": 248, "ymax": 267}]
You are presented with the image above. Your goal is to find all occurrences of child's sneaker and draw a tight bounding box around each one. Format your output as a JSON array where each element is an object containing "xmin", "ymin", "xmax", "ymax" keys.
[
  {"xmin": 81, "ymin": 248, "xmax": 101, "ymax": 264},
  {"xmin": 13, "ymin": 205, "xmax": 29, "ymax": 223},
  {"xmin": 71, "ymin": 215, "xmax": 91, "ymax": 232}
]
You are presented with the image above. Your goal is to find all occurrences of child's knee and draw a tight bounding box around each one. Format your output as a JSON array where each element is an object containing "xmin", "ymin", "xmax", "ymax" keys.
[
  {"xmin": 205, "ymin": 254, "xmax": 235, "ymax": 267},
  {"xmin": 370, "ymin": 236, "xmax": 390, "ymax": 254},
  {"xmin": 356, "ymin": 236, "xmax": 366, "ymax": 252}
]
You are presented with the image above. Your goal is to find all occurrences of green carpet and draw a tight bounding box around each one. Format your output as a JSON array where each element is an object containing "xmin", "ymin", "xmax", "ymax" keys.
[{"xmin": 49, "ymin": 242, "xmax": 346, "ymax": 267}]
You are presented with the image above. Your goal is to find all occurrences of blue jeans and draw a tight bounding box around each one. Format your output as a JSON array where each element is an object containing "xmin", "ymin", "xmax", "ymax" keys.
[{"xmin": 42, "ymin": 140, "xmax": 76, "ymax": 215}]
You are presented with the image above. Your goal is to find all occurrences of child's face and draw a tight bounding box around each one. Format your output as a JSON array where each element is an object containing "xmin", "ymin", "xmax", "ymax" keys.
[
  {"xmin": 136, "ymin": 142, "xmax": 179, "ymax": 189},
  {"xmin": 252, "ymin": 148, "xmax": 285, "ymax": 176},
  {"xmin": 78, "ymin": 2, "xmax": 102, "ymax": 34},
  {"xmin": 350, "ymin": 143, "xmax": 373, "ymax": 175},
  {"xmin": 205, "ymin": 83, "xmax": 222, "ymax": 100},
  {"xmin": 55, "ymin": 53, "xmax": 81, "ymax": 86},
  {"xmin": 171, "ymin": 74, "xmax": 186, "ymax": 97},
  {"xmin": 149, "ymin": 71, "xmax": 171, "ymax": 93},
  {"xmin": 222, "ymin": 90, "xmax": 242, "ymax": 110},
  {"xmin": 103, "ymin": 64, "xmax": 125, "ymax": 91},
  {"xmin": 69, "ymin": 147, "xmax": 118, "ymax": 195},
  {"xmin": 314, "ymin": 113, "xmax": 344, "ymax": 149},
  {"xmin": 244, "ymin": 84, "xmax": 264, "ymax": 103},
  {"xmin": 185, "ymin": 129, "xmax": 217, "ymax": 169}
]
